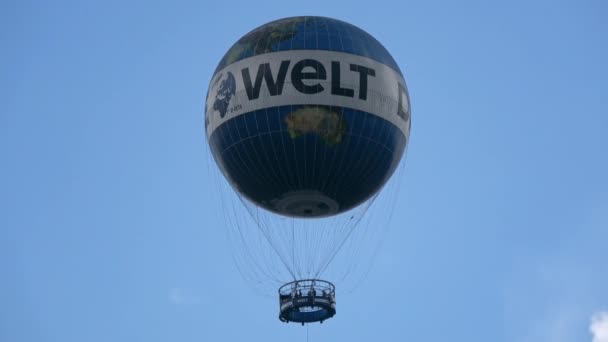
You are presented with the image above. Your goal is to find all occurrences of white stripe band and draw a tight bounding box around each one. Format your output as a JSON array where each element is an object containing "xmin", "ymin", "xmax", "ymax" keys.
[{"xmin": 205, "ymin": 50, "xmax": 410, "ymax": 137}]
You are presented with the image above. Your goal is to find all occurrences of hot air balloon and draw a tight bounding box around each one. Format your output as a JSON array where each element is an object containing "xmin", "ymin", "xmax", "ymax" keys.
[{"xmin": 205, "ymin": 16, "xmax": 411, "ymax": 324}]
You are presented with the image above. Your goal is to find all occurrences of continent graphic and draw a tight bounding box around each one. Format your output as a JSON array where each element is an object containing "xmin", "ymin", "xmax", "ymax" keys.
[
  {"xmin": 212, "ymin": 72, "xmax": 236, "ymax": 118},
  {"xmin": 284, "ymin": 106, "xmax": 349, "ymax": 146},
  {"xmin": 217, "ymin": 17, "xmax": 303, "ymax": 69}
]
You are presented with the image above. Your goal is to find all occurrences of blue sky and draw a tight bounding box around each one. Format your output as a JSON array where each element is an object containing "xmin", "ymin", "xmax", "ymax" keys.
[{"xmin": 1, "ymin": 0, "xmax": 607, "ymax": 341}]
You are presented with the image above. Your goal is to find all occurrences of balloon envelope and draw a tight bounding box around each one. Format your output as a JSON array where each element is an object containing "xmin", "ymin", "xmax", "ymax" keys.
[{"xmin": 205, "ymin": 16, "xmax": 411, "ymax": 218}]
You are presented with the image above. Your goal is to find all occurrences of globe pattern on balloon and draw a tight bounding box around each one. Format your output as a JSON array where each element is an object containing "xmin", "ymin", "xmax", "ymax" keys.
[
  {"xmin": 212, "ymin": 72, "xmax": 236, "ymax": 118},
  {"xmin": 206, "ymin": 16, "xmax": 411, "ymax": 218}
]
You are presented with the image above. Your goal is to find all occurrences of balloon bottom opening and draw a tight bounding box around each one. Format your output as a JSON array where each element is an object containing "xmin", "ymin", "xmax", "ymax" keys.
[{"xmin": 274, "ymin": 191, "xmax": 339, "ymax": 218}]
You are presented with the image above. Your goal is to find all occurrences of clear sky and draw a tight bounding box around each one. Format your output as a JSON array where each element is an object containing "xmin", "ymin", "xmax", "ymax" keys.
[{"xmin": 1, "ymin": 0, "xmax": 607, "ymax": 341}]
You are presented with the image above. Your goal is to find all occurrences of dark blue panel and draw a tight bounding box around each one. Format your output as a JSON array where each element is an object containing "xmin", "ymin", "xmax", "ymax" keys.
[
  {"xmin": 266, "ymin": 107, "xmax": 282, "ymax": 132},
  {"xmin": 317, "ymin": 34, "xmax": 330, "ymax": 50},
  {"xmin": 290, "ymin": 37, "xmax": 305, "ymax": 50},
  {"xmin": 329, "ymin": 35, "xmax": 342, "ymax": 51},
  {"xmin": 341, "ymin": 38, "xmax": 355, "ymax": 54},
  {"xmin": 303, "ymin": 32, "xmax": 315, "ymax": 49}
]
